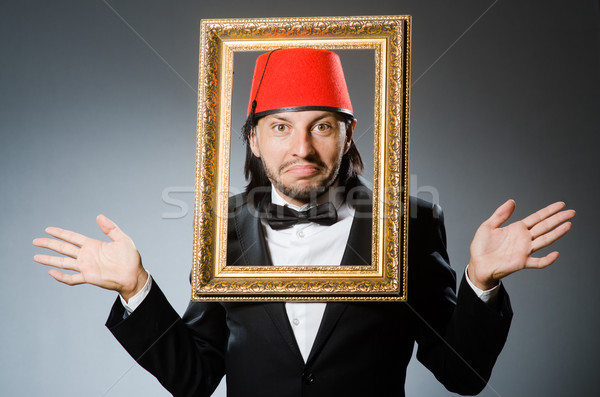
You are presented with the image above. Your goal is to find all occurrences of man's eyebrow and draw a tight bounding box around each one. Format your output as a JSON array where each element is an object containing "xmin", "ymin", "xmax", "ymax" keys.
[
  {"xmin": 266, "ymin": 116, "xmax": 292, "ymax": 123},
  {"xmin": 310, "ymin": 115, "xmax": 337, "ymax": 123}
]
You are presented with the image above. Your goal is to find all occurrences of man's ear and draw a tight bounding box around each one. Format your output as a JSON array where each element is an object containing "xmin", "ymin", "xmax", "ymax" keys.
[
  {"xmin": 344, "ymin": 119, "xmax": 357, "ymax": 153},
  {"xmin": 249, "ymin": 128, "xmax": 261, "ymax": 158}
]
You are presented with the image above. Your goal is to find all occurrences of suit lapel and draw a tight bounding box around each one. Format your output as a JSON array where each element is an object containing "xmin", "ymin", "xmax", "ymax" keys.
[
  {"xmin": 339, "ymin": 194, "xmax": 372, "ymax": 266},
  {"xmin": 262, "ymin": 304, "xmax": 305, "ymax": 366},
  {"xmin": 308, "ymin": 184, "xmax": 373, "ymax": 363},
  {"xmin": 306, "ymin": 302, "xmax": 348, "ymax": 364},
  {"xmin": 231, "ymin": 196, "xmax": 273, "ymax": 267},
  {"xmin": 232, "ymin": 195, "xmax": 305, "ymax": 364}
]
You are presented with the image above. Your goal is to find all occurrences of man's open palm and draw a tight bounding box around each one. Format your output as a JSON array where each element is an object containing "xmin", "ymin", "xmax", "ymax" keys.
[
  {"xmin": 468, "ymin": 200, "xmax": 575, "ymax": 290},
  {"xmin": 33, "ymin": 215, "xmax": 147, "ymax": 301}
]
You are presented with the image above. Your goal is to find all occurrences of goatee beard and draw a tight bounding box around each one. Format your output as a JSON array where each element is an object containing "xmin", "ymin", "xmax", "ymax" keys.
[{"xmin": 263, "ymin": 158, "xmax": 342, "ymax": 204}]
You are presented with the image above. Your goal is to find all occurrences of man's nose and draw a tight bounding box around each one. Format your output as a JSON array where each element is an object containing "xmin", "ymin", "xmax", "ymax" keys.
[{"xmin": 291, "ymin": 130, "xmax": 315, "ymax": 158}]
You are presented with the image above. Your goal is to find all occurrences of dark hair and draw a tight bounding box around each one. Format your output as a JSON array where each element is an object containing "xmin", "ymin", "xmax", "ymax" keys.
[{"xmin": 241, "ymin": 114, "xmax": 364, "ymax": 205}]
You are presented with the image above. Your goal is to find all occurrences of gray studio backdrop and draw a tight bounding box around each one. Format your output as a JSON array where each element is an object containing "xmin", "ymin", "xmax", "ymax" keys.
[{"xmin": 2, "ymin": 1, "xmax": 599, "ymax": 396}]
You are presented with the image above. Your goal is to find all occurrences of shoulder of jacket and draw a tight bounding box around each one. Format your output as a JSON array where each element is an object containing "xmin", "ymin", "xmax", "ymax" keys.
[{"xmin": 408, "ymin": 196, "xmax": 444, "ymax": 222}]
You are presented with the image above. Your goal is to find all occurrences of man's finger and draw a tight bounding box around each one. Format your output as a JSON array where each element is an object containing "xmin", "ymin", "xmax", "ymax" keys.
[
  {"xmin": 96, "ymin": 214, "xmax": 127, "ymax": 242},
  {"xmin": 48, "ymin": 269, "xmax": 85, "ymax": 286},
  {"xmin": 33, "ymin": 237, "xmax": 79, "ymax": 259},
  {"xmin": 34, "ymin": 254, "xmax": 79, "ymax": 271},
  {"xmin": 529, "ymin": 209, "xmax": 576, "ymax": 239},
  {"xmin": 521, "ymin": 201, "xmax": 566, "ymax": 229},
  {"xmin": 486, "ymin": 199, "xmax": 516, "ymax": 229},
  {"xmin": 43, "ymin": 227, "xmax": 87, "ymax": 247},
  {"xmin": 525, "ymin": 251, "xmax": 560, "ymax": 269},
  {"xmin": 531, "ymin": 222, "xmax": 573, "ymax": 253}
]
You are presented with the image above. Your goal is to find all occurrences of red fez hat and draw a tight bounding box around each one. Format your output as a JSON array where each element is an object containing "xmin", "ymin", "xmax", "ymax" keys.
[{"xmin": 246, "ymin": 48, "xmax": 354, "ymax": 119}]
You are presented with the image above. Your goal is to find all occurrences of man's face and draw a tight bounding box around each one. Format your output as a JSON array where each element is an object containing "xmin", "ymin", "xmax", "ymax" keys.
[{"xmin": 250, "ymin": 110, "xmax": 355, "ymax": 206}]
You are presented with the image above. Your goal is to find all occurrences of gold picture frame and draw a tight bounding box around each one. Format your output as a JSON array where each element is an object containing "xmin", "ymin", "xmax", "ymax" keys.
[{"xmin": 192, "ymin": 15, "xmax": 411, "ymax": 301}]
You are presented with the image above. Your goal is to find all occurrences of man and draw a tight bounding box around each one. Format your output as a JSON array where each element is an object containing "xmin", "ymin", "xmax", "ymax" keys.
[{"xmin": 33, "ymin": 48, "xmax": 575, "ymax": 397}]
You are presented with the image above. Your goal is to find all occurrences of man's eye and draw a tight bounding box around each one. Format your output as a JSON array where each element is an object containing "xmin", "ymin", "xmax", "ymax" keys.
[
  {"xmin": 313, "ymin": 123, "xmax": 330, "ymax": 132},
  {"xmin": 274, "ymin": 124, "xmax": 288, "ymax": 133}
]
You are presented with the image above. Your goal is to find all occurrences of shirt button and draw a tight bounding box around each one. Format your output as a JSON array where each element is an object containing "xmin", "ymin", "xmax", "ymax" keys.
[
  {"xmin": 293, "ymin": 318, "xmax": 300, "ymax": 326},
  {"xmin": 297, "ymin": 230, "xmax": 305, "ymax": 238}
]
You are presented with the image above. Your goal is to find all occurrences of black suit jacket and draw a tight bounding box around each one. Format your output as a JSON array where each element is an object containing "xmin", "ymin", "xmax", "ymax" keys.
[{"xmin": 106, "ymin": 190, "xmax": 512, "ymax": 397}]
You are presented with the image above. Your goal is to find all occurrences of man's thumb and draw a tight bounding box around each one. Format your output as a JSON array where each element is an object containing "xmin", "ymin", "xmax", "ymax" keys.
[{"xmin": 96, "ymin": 214, "xmax": 126, "ymax": 241}]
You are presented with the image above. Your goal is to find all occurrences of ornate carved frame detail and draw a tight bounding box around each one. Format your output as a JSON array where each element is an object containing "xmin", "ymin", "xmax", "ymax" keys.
[{"xmin": 192, "ymin": 15, "xmax": 411, "ymax": 301}]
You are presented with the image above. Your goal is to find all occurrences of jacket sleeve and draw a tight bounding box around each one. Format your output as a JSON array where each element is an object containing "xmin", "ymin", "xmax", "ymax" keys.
[
  {"xmin": 106, "ymin": 282, "xmax": 227, "ymax": 397},
  {"xmin": 409, "ymin": 200, "xmax": 513, "ymax": 395}
]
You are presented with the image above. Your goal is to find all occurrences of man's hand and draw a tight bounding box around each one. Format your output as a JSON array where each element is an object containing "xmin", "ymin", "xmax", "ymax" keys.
[
  {"xmin": 468, "ymin": 200, "xmax": 575, "ymax": 290},
  {"xmin": 33, "ymin": 215, "xmax": 147, "ymax": 302}
]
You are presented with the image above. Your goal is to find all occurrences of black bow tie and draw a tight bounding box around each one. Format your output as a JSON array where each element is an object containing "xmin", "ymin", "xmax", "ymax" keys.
[{"xmin": 264, "ymin": 202, "xmax": 338, "ymax": 230}]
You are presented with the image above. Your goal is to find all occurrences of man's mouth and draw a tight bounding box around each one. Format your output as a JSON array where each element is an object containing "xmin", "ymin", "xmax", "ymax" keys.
[{"xmin": 285, "ymin": 164, "xmax": 321, "ymax": 177}]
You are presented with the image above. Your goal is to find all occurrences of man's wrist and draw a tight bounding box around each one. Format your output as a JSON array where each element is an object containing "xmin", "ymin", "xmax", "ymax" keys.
[
  {"xmin": 120, "ymin": 269, "xmax": 149, "ymax": 303},
  {"xmin": 120, "ymin": 273, "xmax": 152, "ymax": 314},
  {"xmin": 465, "ymin": 265, "xmax": 501, "ymax": 303},
  {"xmin": 466, "ymin": 262, "xmax": 499, "ymax": 291}
]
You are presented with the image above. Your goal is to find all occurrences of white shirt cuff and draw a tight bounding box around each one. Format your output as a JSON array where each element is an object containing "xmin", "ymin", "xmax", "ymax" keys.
[
  {"xmin": 465, "ymin": 265, "xmax": 500, "ymax": 304},
  {"xmin": 119, "ymin": 273, "xmax": 153, "ymax": 314}
]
